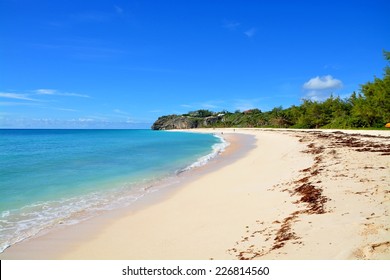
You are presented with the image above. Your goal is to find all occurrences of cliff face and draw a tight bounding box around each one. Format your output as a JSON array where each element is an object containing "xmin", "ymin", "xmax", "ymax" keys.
[
  {"xmin": 151, "ymin": 115, "xmax": 222, "ymax": 130},
  {"xmin": 151, "ymin": 115, "xmax": 198, "ymax": 130}
]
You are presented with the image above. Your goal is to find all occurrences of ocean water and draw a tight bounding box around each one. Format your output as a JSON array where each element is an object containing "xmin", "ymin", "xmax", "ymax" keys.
[{"xmin": 0, "ymin": 129, "xmax": 226, "ymax": 253}]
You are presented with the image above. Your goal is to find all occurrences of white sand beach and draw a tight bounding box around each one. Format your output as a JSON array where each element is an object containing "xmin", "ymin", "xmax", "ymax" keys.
[{"xmin": 1, "ymin": 128, "xmax": 389, "ymax": 260}]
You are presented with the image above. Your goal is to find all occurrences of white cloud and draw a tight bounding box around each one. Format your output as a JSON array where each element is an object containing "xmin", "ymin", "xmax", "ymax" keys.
[
  {"xmin": 0, "ymin": 101, "xmax": 38, "ymax": 106},
  {"xmin": 304, "ymin": 90, "xmax": 328, "ymax": 101},
  {"xmin": 244, "ymin": 28, "xmax": 256, "ymax": 38},
  {"xmin": 302, "ymin": 75, "xmax": 343, "ymax": 101},
  {"xmin": 114, "ymin": 5, "xmax": 124, "ymax": 15},
  {"xmin": 35, "ymin": 89, "xmax": 90, "ymax": 98},
  {"xmin": 64, "ymin": 92, "xmax": 90, "ymax": 98},
  {"xmin": 223, "ymin": 20, "xmax": 257, "ymax": 40},
  {"xmin": 223, "ymin": 20, "xmax": 241, "ymax": 30},
  {"xmin": 113, "ymin": 109, "xmax": 130, "ymax": 115},
  {"xmin": 35, "ymin": 89, "xmax": 57, "ymax": 95},
  {"xmin": 0, "ymin": 92, "xmax": 39, "ymax": 101},
  {"xmin": 303, "ymin": 75, "xmax": 342, "ymax": 90}
]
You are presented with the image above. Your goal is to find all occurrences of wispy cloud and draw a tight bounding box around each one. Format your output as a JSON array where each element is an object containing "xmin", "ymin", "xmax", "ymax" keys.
[
  {"xmin": 114, "ymin": 5, "xmax": 124, "ymax": 15},
  {"xmin": 0, "ymin": 92, "xmax": 40, "ymax": 101},
  {"xmin": 50, "ymin": 5, "xmax": 126, "ymax": 28},
  {"xmin": 35, "ymin": 89, "xmax": 57, "ymax": 95},
  {"xmin": 34, "ymin": 42, "xmax": 125, "ymax": 54},
  {"xmin": 0, "ymin": 117, "xmax": 149, "ymax": 129},
  {"xmin": 70, "ymin": 11, "xmax": 112, "ymax": 23},
  {"xmin": 180, "ymin": 99, "xmax": 264, "ymax": 113},
  {"xmin": 33, "ymin": 39, "xmax": 127, "ymax": 62},
  {"xmin": 0, "ymin": 89, "xmax": 90, "ymax": 110},
  {"xmin": 234, "ymin": 98, "xmax": 261, "ymax": 111},
  {"xmin": 35, "ymin": 89, "xmax": 90, "ymax": 98},
  {"xmin": 54, "ymin": 107, "xmax": 78, "ymax": 112},
  {"xmin": 222, "ymin": 20, "xmax": 241, "ymax": 31},
  {"xmin": 0, "ymin": 101, "xmax": 39, "ymax": 106},
  {"xmin": 200, "ymin": 103, "xmax": 219, "ymax": 109},
  {"xmin": 180, "ymin": 104, "xmax": 193, "ymax": 108},
  {"xmin": 180, "ymin": 100, "xmax": 225, "ymax": 111},
  {"xmin": 244, "ymin": 28, "xmax": 256, "ymax": 38},
  {"xmin": 113, "ymin": 109, "xmax": 130, "ymax": 115},
  {"xmin": 223, "ymin": 20, "xmax": 257, "ymax": 39},
  {"xmin": 58, "ymin": 92, "xmax": 91, "ymax": 98}
]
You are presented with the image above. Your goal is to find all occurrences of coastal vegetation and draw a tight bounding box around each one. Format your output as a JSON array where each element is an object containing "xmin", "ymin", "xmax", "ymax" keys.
[{"xmin": 152, "ymin": 51, "xmax": 390, "ymax": 130}]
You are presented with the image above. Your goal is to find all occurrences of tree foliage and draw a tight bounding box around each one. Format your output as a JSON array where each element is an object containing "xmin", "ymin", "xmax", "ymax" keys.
[{"xmin": 153, "ymin": 51, "xmax": 390, "ymax": 130}]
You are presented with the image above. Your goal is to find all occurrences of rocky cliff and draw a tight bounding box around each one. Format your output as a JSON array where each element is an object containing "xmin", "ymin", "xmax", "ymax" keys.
[{"xmin": 151, "ymin": 114, "xmax": 222, "ymax": 130}]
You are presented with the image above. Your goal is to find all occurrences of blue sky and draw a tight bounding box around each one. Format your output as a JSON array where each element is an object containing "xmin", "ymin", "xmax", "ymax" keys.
[{"xmin": 1, "ymin": 0, "xmax": 389, "ymax": 128}]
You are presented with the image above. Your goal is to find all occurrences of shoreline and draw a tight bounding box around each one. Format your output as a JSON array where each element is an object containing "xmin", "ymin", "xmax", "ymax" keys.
[
  {"xmin": 0, "ymin": 131, "xmax": 254, "ymax": 259},
  {"xmin": 1, "ymin": 128, "xmax": 389, "ymax": 259}
]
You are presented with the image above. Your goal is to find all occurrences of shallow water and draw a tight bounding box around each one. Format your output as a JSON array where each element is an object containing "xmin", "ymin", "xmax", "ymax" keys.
[{"xmin": 0, "ymin": 129, "xmax": 226, "ymax": 252}]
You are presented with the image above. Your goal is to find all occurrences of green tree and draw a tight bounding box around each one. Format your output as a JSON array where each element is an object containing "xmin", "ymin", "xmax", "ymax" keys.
[
  {"xmin": 351, "ymin": 50, "xmax": 390, "ymax": 127},
  {"xmin": 152, "ymin": 51, "xmax": 390, "ymax": 130}
]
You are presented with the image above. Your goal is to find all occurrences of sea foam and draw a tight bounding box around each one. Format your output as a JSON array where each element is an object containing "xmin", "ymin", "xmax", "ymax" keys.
[
  {"xmin": 181, "ymin": 134, "xmax": 229, "ymax": 171},
  {"xmin": 0, "ymin": 129, "xmax": 226, "ymax": 253}
]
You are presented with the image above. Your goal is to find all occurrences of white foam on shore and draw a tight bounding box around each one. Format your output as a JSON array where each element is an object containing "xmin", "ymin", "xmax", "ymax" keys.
[
  {"xmin": 0, "ymin": 175, "xmax": 177, "ymax": 253},
  {"xmin": 181, "ymin": 134, "xmax": 229, "ymax": 172},
  {"xmin": 0, "ymin": 133, "xmax": 229, "ymax": 254}
]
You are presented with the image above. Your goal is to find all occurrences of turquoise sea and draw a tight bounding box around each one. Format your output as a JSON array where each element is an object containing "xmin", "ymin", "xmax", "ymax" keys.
[{"xmin": 0, "ymin": 129, "xmax": 226, "ymax": 253}]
